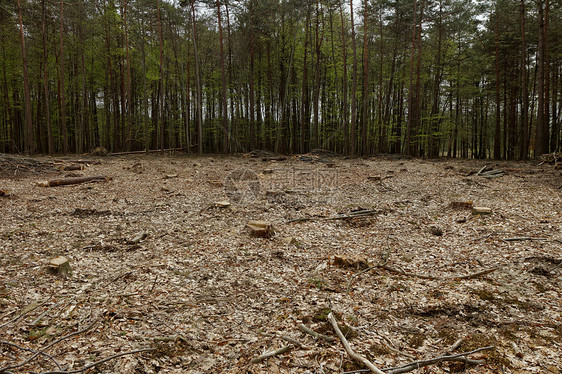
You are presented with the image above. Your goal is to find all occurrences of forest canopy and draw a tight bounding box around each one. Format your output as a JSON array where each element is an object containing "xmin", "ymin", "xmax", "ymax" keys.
[{"xmin": 1, "ymin": 0, "xmax": 561, "ymax": 158}]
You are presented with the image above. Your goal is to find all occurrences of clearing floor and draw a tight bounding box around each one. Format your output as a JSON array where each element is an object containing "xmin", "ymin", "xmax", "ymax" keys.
[{"xmin": 0, "ymin": 154, "xmax": 561, "ymax": 373}]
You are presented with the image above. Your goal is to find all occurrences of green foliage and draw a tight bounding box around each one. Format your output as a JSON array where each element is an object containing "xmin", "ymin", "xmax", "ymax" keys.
[{"xmin": 0, "ymin": 0, "xmax": 560, "ymax": 156}]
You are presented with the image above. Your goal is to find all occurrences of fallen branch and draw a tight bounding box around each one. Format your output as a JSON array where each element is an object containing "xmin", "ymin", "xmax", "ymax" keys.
[
  {"xmin": 383, "ymin": 346, "xmax": 494, "ymax": 374},
  {"xmin": 38, "ymin": 348, "xmax": 155, "ymax": 374},
  {"xmin": 347, "ymin": 265, "xmax": 499, "ymax": 292},
  {"xmin": 476, "ymin": 165, "xmax": 505, "ymax": 178},
  {"xmin": 0, "ymin": 320, "xmax": 97, "ymax": 373},
  {"xmin": 250, "ymin": 345, "xmax": 292, "ymax": 364},
  {"xmin": 288, "ymin": 210, "xmax": 379, "ymax": 223},
  {"xmin": 451, "ymin": 267, "xmax": 499, "ymax": 280},
  {"xmin": 379, "ymin": 336, "xmax": 415, "ymax": 359},
  {"xmin": 298, "ymin": 323, "xmax": 336, "ymax": 342},
  {"xmin": 343, "ymin": 346, "xmax": 494, "ymax": 374},
  {"xmin": 0, "ymin": 341, "xmax": 62, "ymax": 371},
  {"xmin": 503, "ymin": 237, "xmax": 547, "ymax": 242},
  {"xmin": 280, "ymin": 335, "xmax": 306, "ymax": 349},
  {"xmin": 327, "ymin": 312, "xmax": 385, "ymax": 374},
  {"xmin": 109, "ymin": 147, "xmax": 190, "ymax": 156},
  {"xmin": 0, "ymin": 297, "xmax": 52, "ymax": 330},
  {"xmin": 36, "ymin": 176, "xmax": 112, "ymax": 187}
]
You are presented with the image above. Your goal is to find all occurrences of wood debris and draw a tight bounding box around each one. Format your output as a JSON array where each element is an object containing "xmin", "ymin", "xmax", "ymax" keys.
[
  {"xmin": 36, "ymin": 175, "xmax": 112, "ymax": 187},
  {"xmin": 247, "ymin": 220, "xmax": 274, "ymax": 238},
  {"xmin": 472, "ymin": 206, "xmax": 492, "ymax": 215},
  {"xmin": 476, "ymin": 165, "xmax": 506, "ymax": 178},
  {"xmin": 0, "ymin": 156, "xmax": 560, "ymax": 373},
  {"xmin": 47, "ymin": 256, "xmax": 72, "ymax": 275}
]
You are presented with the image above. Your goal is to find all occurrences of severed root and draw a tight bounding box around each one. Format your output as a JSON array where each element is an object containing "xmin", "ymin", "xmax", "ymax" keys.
[{"xmin": 327, "ymin": 313, "xmax": 385, "ymax": 374}]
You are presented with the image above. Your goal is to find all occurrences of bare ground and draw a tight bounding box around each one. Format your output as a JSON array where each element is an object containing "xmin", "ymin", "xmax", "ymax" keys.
[{"xmin": 0, "ymin": 154, "xmax": 561, "ymax": 373}]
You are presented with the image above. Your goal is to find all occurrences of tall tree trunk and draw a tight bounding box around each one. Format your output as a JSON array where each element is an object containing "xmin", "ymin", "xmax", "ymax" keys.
[
  {"xmin": 140, "ymin": 22, "xmax": 149, "ymax": 152},
  {"xmin": 493, "ymin": 13, "xmax": 501, "ymax": 159},
  {"xmin": 157, "ymin": 0, "xmax": 165, "ymax": 151},
  {"xmin": 17, "ymin": 0, "xmax": 34, "ymax": 155},
  {"xmin": 350, "ymin": 0, "xmax": 358, "ymax": 156},
  {"xmin": 78, "ymin": 3, "xmax": 88, "ymax": 154},
  {"xmin": 543, "ymin": 0, "xmax": 550, "ymax": 152},
  {"xmin": 520, "ymin": 0, "xmax": 529, "ymax": 160},
  {"xmin": 249, "ymin": 1, "xmax": 256, "ymax": 151},
  {"xmin": 429, "ymin": 0, "xmax": 443, "ymax": 158},
  {"xmin": 405, "ymin": 0, "xmax": 418, "ymax": 155},
  {"xmin": 550, "ymin": 61, "xmax": 558, "ymax": 151},
  {"xmin": 190, "ymin": 1, "xmax": 203, "ymax": 154},
  {"xmin": 300, "ymin": 3, "xmax": 312, "ymax": 153},
  {"xmin": 225, "ymin": 1, "xmax": 236, "ymax": 151},
  {"xmin": 412, "ymin": 0, "xmax": 425, "ymax": 156},
  {"xmin": 216, "ymin": 0, "xmax": 229, "ymax": 153},
  {"xmin": 377, "ymin": 7, "xmax": 384, "ymax": 153},
  {"xmin": 59, "ymin": 0, "xmax": 67, "ymax": 154},
  {"xmin": 123, "ymin": 0, "xmax": 132, "ymax": 151},
  {"xmin": 312, "ymin": 0, "xmax": 323, "ymax": 150},
  {"xmin": 361, "ymin": 0, "xmax": 369, "ymax": 155},
  {"xmin": 535, "ymin": 0, "xmax": 547, "ymax": 156},
  {"xmin": 42, "ymin": 0, "xmax": 54, "ymax": 154},
  {"xmin": 338, "ymin": 0, "xmax": 349, "ymax": 155}
]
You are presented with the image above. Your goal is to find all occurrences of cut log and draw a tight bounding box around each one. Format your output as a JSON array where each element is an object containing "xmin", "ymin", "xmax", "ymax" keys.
[
  {"xmin": 36, "ymin": 176, "xmax": 112, "ymax": 187},
  {"xmin": 472, "ymin": 207, "xmax": 492, "ymax": 215},
  {"xmin": 247, "ymin": 220, "xmax": 274, "ymax": 238}
]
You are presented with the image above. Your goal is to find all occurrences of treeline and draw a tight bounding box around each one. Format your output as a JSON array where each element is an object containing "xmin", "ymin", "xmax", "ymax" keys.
[{"xmin": 1, "ymin": 0, "xmax": 561, "ymax": 158}]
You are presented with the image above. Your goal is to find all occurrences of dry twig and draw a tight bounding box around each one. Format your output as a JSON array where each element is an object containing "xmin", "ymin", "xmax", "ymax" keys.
[
  {"xmin": 37, "ymin": 348, "xmax": 155, "ymax": 374},
  {"xmin": 287, "ymin": 210, "xmax": 380, "ymax": 223},
  {"xmin": 347, "ymin": 264, "xmax": 499, "ymax": 292},
  {"xmin": 0, "ymin": 341, "xmax": 62, "ymax": 371},
  {"xmin": 342, "ymin": 346, "xmax": 494, "ymax": 374},
  {"xmin": 327, "ymin": 312, "xmax": 385, "ymax": 374},
  {"xmin": 298, "ymin": 323, "xmax": 336, "ymax": 342},
  {"xmin": 250, "ymin": 345, "xmax": 293, "ymax": 364},
  {"xmin": 0, "ymin": 320, "xmax": 97, "ymax": 373}
]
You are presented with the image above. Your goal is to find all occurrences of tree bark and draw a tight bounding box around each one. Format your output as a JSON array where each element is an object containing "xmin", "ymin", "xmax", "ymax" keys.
[
  {"xmin": 520, "ymin": 0, "xmax": 529, "ymax": 160},
  {"xmin": 493, "ymin": 11, "xmax": 501, "ymax": 159},
  {"xmin": 300, "ymin": 3, "xmax": 312, "ymax": 153},
  {"xmin": 216, "ymin": 0, "xmax": 229, "ymax": 153},
  {"xmin": 59, "ymin": 0, "xmax": 67, "ymax": 154},
  {"xmin": 350, "ymin": 0, "xmax": 358, "ymax": 156},
  {"xmin": 338, "ymin": 0, "xmax": 349, "ymax": 155},
  {"xmin": 157, "ymin": 0, "xmax": 165, "ymax": 151},
  {"xmin": 190, "ymin": 1, "xmax": 203, "ymax": 154},
  {"xmin": 361, "ymin": 0, "xmax": 369, "ymax": 155},
  {"xmin": 535, "ymin": 0, "xmax": 547, "ymax": 156},
  {"xmin": 17, "ymin": 0, "xmax": 34, "ymax": 155},
  {"xmin": 123, "ymin": 0, "xmax": 132, "ymax": 151},
  {"xmin": 41, "ymin": 0, "xmax": 54, "ymax": 154},
  {"xmin": 405, "ymin": 0, "xmax": 418, "ymax": 156}
]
